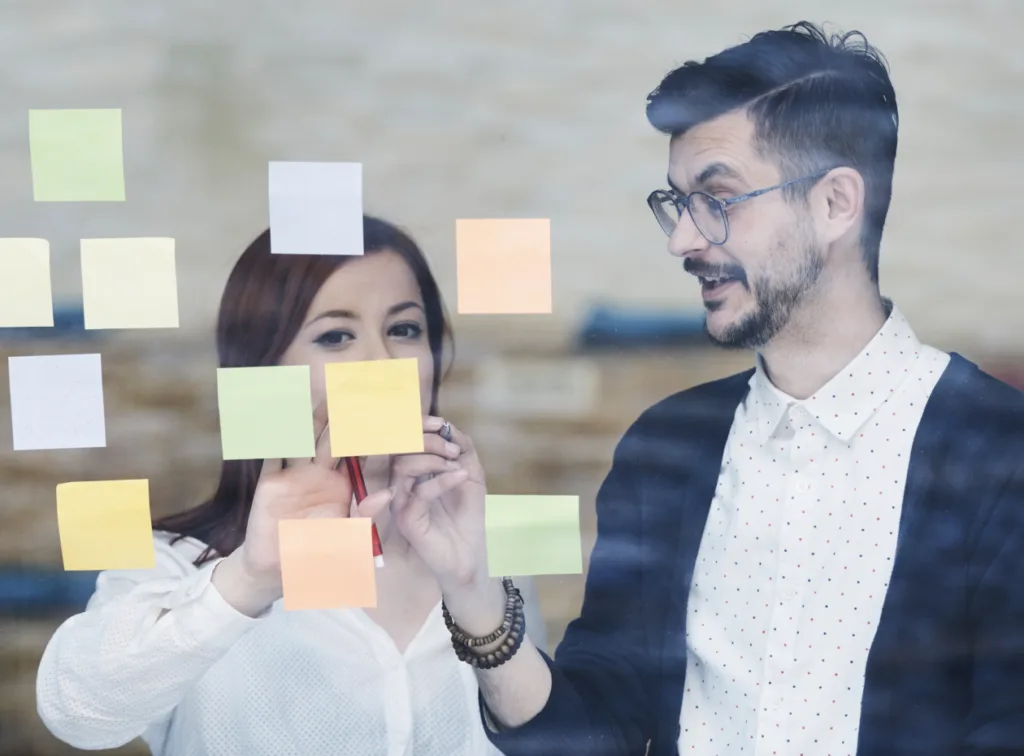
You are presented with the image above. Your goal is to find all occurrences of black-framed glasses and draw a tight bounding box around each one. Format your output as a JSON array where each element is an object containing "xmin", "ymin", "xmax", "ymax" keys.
[{"xmin": 646, "ymin": 167, "xmax": 837, "ymax": 245}]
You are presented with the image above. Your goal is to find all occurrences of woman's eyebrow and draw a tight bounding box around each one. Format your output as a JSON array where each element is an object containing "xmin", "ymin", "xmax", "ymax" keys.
[{"xmin": 306, "ymin": 301, "xmax": 423, "ymax": 326}]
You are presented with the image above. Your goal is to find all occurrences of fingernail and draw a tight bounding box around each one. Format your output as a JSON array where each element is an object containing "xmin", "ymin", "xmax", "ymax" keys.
[
  {"xmin": 453, "ymin": 468, "xmax": 469, "ymax": 479},
  {"xmin": 446, "ymin": 460, "xmax": 460, "ymax": 470},
  {"xmin": 445, "ymin": 442, "xmax": 460, "ymax": 457}
]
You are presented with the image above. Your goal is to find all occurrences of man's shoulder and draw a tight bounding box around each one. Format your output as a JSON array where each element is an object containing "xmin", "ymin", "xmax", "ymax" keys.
[
  {"xmin": 937, "ymin": 354, "xmax": 1024, "ymax": 441},
  {"xmin": 618, "ymin": 367, "xmax": 754, "ymax": 453}
]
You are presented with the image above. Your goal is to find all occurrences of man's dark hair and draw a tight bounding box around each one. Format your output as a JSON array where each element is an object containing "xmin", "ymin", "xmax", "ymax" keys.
[{"xmin": 646, "ymin": 21, "xmax": 898, "ymax": 283}]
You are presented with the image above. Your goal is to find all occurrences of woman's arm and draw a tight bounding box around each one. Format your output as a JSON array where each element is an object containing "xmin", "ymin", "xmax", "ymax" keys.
[{"xmin": 36, "ymin": 535, "xmax": 263, "ymax": 751}]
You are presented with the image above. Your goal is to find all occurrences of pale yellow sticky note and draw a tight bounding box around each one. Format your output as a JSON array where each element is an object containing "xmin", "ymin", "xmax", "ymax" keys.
[
  {"xmin": 325, "ymin": 358, "xmax": 424, "ymax": 457},
  {"xmin": 55, "ymin": 480, "xmax": 155, "ymax": 570},
  {"xmin": 279, "ymin": 517, "xmax": 377, "ymax": 610},
  {"xmin": 0, "ymin": 238, "xmax": 54, "ymax": 327},
  {"xmin": 456, "ymin": 218, "xmax": 552, "ymax": 314},
  {"xmin": 81, "ymin": 238, "xmax": 179, "ymax": 329}
]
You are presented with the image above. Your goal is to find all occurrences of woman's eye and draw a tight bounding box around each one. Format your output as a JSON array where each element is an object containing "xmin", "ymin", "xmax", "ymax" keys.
[
  {"xmin": 389, "ymin": 322, "xmax": 423, "ymax": 339},
  {"xmin": 314, "ymin": 329, "xmax": 352, "ymax": 347}
]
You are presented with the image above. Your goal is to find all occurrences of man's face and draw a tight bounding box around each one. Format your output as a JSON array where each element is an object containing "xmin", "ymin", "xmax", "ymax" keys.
[{"xmin": 666, "ymin": 111, "xmax": 824, "ymax": 349}]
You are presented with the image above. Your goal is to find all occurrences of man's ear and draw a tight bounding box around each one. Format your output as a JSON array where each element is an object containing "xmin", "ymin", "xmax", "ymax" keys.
[{"xmin": 815, "ymin": 166, "xmax": 864, "ymax": 245}]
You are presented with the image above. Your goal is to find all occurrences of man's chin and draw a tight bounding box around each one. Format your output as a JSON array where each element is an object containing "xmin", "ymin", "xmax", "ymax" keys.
[{"xmin": 703, "ymin": 309, "xmax": 757, "ymax": 350}]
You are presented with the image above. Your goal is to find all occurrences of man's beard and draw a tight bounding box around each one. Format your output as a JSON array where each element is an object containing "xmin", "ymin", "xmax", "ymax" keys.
[{"xmin": 706, "ymin": 241, "xmax": 824, "ymax": 350}]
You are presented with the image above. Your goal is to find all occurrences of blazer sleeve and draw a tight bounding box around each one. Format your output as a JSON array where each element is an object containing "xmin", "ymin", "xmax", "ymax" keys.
[
  {"xmin": 484, "ymin": 434, "xmax": 657, "ymax": 755},
  {"xmin": 963, "ymin": 460, "xmax": 1024, "ymax": 753}
]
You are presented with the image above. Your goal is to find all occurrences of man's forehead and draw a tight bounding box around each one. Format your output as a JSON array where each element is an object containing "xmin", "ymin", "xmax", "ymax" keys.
[{"xmin": 667, "ymin": 112, "xmax": 759, "ymax": 188}]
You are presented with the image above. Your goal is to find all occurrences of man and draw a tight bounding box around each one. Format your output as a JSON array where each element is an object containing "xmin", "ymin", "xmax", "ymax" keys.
[{"xmin": 396, "ymin": 21, "xmax": 1024, "ymax": 755}]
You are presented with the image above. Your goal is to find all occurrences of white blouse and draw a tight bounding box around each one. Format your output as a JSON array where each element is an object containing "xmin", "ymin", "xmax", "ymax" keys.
[{"xmin": 36, "ymin": 531, "xmax": 547, "ymax": 756}]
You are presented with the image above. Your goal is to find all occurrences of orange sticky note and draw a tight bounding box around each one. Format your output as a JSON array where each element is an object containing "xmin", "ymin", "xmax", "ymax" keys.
[
  {"xmin": 325, "ymin": 358, "xmax": 424, "ymax": 457},
  {"xmin": 278, "ymin": 518, "xmax": 377, "ymax": 610},
  {"xmin": 55, "ymin": 480, "xmax": 155, "ymax": 570},
  {"xmin": 456, "ymin": 218, "xmax": 552, "ymax": 314}
]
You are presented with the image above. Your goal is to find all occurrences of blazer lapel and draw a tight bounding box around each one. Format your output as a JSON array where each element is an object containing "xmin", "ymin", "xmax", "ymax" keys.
[{"xmin": 646, "ymin": 370, "xmax": 752, "ymax": 751}]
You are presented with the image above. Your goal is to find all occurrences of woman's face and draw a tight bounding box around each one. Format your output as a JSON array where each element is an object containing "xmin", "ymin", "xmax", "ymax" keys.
[{"xmin": 278, "ymin": 249, "xmax": 435, "ymax": 418}]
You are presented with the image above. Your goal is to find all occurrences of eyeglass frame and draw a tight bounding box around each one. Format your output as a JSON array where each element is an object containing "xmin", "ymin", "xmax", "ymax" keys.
[{"xmin": 646, "ymin": 167, "xmax": 839, "ymax": 245}]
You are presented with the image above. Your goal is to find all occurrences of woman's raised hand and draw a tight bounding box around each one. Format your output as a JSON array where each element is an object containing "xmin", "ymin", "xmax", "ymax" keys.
[
  {"xmin": 213, "ymin": 405, "xmax": 393, "ymax": 615},
  {"xmin": 388, "ymin": 416, "xmax": 491, "ymax": 594}
]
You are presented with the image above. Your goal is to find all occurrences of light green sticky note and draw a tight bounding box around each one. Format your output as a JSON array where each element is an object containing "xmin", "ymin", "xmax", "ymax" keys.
[
  {"xmin": 216, "ymin": 366, "xmax": 315, "ymax": 460},
  {"xmin": 485, "ymin": 495, "xmax": 583, "ymax": 577},
  {"xmin": 29, "ymin": 109, "xmax": 126, "ymax": 201}
]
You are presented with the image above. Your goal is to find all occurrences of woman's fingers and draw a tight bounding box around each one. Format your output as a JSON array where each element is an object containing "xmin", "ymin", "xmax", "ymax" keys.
[
  {"xmin": 260, "ymin": 458, "xmax": 284, "ymax": 479},
  {"xmin": 393, "ymin": 449, "xmax": 462, "ymax": 484},
  {"xmin": 356, "ymin": 486, "xmax": 394, "ymax": 520},
  {"xmin": 408, "ymin": 468, "xmax": 470, "ymax": 506}
]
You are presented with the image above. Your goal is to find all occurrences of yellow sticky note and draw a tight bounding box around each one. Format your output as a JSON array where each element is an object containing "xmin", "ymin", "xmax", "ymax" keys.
[
  {"xmin": 325, "ymin": 358, "xmax": 424, "ymax": 457},
  {"xmin": 485, "ymin": 495, "xmax": 583, "ymax": 577},
  {"xmin": 279, "ymin": 518, "xmax": 377, "ymax": 610},
  {"xmin": 0, "ymin": 238, "xmax": 54, "ymax": 327},
  {"xmin": 81, "ymin": 238, "xmax": 179, "ymax": 329},
  {"xmin": 55, "ymin": 480, "xmax": 155, "ymax": 571},
  {"xmin": 456, "ymin": 218, "xmax": 552, "ymax": 314},
  {"xmin": 29, "ymin": 109, "xmax": 126, "ymax": 202}
]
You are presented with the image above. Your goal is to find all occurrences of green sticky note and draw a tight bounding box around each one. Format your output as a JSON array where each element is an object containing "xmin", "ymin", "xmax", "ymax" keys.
[
  {"xmin": 485, "ymin": 495, "xmax": 583, "ymax": 577},
  {"xmin": 29, "ymin": 109, "xmax": 126, "ymax": 201},
  {"xmin": 216, "ymin": 366, "xmax": 315, "ymax": 460}
]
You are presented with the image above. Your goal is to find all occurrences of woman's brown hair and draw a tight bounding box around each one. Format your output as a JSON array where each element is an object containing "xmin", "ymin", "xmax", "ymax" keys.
[{"xmin": 153, "ymin": 215, "xmax": 453, "ymax": 566}]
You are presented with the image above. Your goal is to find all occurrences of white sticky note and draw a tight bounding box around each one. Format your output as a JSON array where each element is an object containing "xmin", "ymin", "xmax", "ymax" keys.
[
  {"xmin": 81, "ymin": 237, "xmax": 180, "ymax": 329},
  {"xmin": 9, "ymin": 354, "xmax": 106, "ymax": 450},
  {"xmin": 268, "ymin": 161, "xmax": 364, "ymax": 256},
  {"xmin": 0, "ymin": 238, "xmax": 54, "ymax": 327}
]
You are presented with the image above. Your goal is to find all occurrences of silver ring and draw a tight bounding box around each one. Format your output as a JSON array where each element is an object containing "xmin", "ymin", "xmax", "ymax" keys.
[{"xmin": 440, "ymin": 421, "xmax": 452, "ymax": 442}]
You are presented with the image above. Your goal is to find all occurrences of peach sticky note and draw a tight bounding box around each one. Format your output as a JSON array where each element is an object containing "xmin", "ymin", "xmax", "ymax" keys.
[
  {"xmin": 0, "ymin": 238, "xmax": 54, "ymax": 327},
  {"xmin": 81, "ymin": 238, "xmax": 180, "ymax": 329},
  {"xmin": 456, "ymin": 218, "xmax": 552, "ymax": 314},
  {"xmin": 29, "ymin": 109, "xmax": 126, "ymax": 201},
  {"xmin": 55, "ymin": 480, "xmax": 155, "ymax": 570},
  {"xmin": 325, "ymin": 358, "xmax": 424, "ymax": 457},
  {"xmin": 279, "ymin": 517, "xmax": 377, "ymax": 610}
]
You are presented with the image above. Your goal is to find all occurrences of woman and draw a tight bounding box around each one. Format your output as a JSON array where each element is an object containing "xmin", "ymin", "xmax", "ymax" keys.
[{"xmin": 36, "ymin": 216, "xmax": 547, "ymax": 755}]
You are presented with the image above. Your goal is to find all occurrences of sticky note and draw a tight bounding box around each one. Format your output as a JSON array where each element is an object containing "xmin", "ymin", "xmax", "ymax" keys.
[
  {"xmin": 29, "ymin": 109, "xmax": 126, "ymax": 201},
  {"xmin": 268, "ymin": 161, "xmax": 364, "ymax": 255},
  {"xmin": 279, "ymin": 517, "xmax": 377, "ymax": 610},
  {"xmin": 81, "ymin": 238, "xmax": 179, "ymax": 329},
  {"xmin": 9, "ymin": 354, "xmax": 106, "ymax": 450},
  {"xmin": 325, "ymin": 358, "xmax": 423, "ymax": 457},
  {"xmin": 0, "ymin": 238, "xmax": 54, "ymax": 327},
  {"xmin": 485, "ymin": 495, "xmax": 583, "ymax": 576},
  {"xmin": 456, "ymin": 218, "xmax": 552, "ymax": 314},
  {"xmin": 216, "ymin": 366, "xmax": 315, "ymax": 460},
  {"xmin": 56, "ymin": 480, "xmax": 155, "ymax": 570}
]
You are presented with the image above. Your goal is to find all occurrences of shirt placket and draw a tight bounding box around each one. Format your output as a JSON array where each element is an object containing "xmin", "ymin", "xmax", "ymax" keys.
[
  {"xmin": 363, "ymin": 622, "xmax": 414, "ymax": 756},
  {"xmin": 756, "ymin": 408, "xmax": 815, "ymax": 756}
]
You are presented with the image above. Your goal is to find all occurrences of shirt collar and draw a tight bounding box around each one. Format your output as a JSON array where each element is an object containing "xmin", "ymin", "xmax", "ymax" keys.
[{"xmin": 750, "ymin": 301, "xmax": 922, "ymax": 445}]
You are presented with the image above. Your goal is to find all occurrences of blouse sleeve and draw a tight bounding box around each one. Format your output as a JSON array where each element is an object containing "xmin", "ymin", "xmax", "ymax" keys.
[{"xmin": 35, "ymin": 534, "xmax": 264, "ymax": 752}]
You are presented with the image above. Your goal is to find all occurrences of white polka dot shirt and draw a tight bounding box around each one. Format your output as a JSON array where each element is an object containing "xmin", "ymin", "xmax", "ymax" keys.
[{"xmin": 678, "ymin": 305, "xmax": 951, "ymax": 755}]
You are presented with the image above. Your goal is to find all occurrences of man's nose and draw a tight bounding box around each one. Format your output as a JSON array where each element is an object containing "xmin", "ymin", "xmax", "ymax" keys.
[{"xmin": 667, "ymin": 207, "xmax": 711, "ymax": 259}]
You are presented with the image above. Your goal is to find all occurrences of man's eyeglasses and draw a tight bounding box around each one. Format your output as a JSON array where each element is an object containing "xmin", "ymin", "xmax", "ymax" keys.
[{"xmin": 646, "ymin": 168, "xmax": 837, "ymax": 245}]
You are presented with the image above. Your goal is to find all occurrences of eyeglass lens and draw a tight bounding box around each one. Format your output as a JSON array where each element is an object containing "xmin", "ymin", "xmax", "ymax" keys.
[{"xmin": 652, "ymin": 192, "xmax": 727, "ymax": 244}]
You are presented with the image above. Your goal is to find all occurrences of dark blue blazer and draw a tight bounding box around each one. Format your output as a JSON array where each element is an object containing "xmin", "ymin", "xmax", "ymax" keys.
[{"xmin": 486, "ymin": 354, "xmax": 1024, "ymax": 755}]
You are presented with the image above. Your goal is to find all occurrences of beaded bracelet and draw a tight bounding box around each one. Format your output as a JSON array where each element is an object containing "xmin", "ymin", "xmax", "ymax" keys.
[{"xmin": 442, "ymin": 577, "xmax": 526, "ymax": 669}]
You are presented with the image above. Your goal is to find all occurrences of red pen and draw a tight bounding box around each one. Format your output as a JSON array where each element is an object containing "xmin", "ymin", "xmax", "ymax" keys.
[{"xmin": 344, "ymin": 456, "xmax": 385, "ymax": 568}]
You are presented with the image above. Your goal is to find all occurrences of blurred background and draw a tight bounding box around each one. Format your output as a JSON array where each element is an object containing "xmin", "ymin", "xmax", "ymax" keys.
[{"xmin": 1, "ymin": 1, "xmax": 1022, "ymax": 753}]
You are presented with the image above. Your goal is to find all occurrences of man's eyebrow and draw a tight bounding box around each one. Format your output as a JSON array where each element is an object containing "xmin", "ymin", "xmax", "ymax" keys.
[
  {"xmin": 696, "ymin": 162, "xmax": 743, "ymax": 186},
  {"xmin": 667, "ymin": 162, "xmax": 742, "ymax": 195}
]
